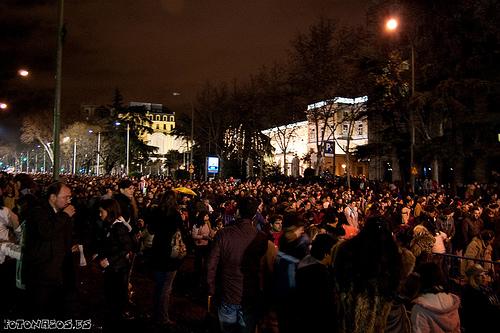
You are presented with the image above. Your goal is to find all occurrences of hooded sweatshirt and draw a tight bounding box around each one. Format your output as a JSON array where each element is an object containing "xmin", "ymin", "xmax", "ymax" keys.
[{"xmin": 411, "ymin": 292, "xmax": 461, "ymax": 333}]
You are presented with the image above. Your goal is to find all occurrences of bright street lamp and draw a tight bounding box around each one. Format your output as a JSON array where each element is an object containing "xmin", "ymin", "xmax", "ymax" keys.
[
  {"xmin": 18, "ymin": 69, "xmax": 29, "ymax": 77},
  {"xmin": 0, "ymin": 103, "xmax": 7, "ymax": 110},
  {"xmin": 385, "ymin": 17, "xmax": 416, "ymax": 193},
  {"xmin": 386, "ymin": 18, "xmax": 398, "ymax": 31}
]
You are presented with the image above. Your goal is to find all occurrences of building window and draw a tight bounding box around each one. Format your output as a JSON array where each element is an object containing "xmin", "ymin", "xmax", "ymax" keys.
[
  {"xmin": 156, "ymin": 124, "xmax": 159, "ymax": 129},
  {"xmin": 163, "ymin": 116, "xmax": 167, "ymax": 121},
  {"xmin": 170, "ymin": 116, "xmax": 174, "ymax": 122},
  {"xmin": 156, "ymin": 115, "xmax": 160, "ymax": 121},
  {"xmin": 163, "ymin": 124, "xmax": 166, "ymax": 130},
  {"xmin": 170, "ymin": 124, "xmax": 174, "ymax": 131},
  {"xmin": 309, "ymin": 128, "xmax": 316, "ymax": 143},
  {"xmin": 342, "ymin": 124, "xmax": 349, "ymax": 135},
  {"xmin": 357, "ymin": 123, "xmax": 363, "ymax": 136}
]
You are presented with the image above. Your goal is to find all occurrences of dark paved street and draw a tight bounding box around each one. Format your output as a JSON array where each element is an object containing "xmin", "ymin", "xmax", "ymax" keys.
[
  {"xmin": 80, "ymin": 254, "xmax": 213, "ymax": 332},
  {"xmin": 1, "ymin": 254, "xmax": 215, "ymax": 333}
]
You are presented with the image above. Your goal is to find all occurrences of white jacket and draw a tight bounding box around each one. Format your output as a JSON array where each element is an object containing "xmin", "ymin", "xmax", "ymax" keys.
[{"xmin": 411, "ymin": 292, "xmax": 461, "ymax": 333}]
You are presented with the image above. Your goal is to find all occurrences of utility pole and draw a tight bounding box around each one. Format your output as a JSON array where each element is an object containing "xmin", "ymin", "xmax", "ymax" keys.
[
  {"xmin": 409, "ymin": 43, "xmax": 416, "ymax": 193},
  {"xmin": 73, "ymin": 138, "xmax": 77, "ymax": 174},
  {"xmin": 52, "ymin": 0, "xmax": 64, "ymax": 180},
  {"xmin": 190, "ymin": 101, "xmax": 194, "ymax": 180},
  {"xmin": 96, "ymin": 131, "xmax": 101, "ymax": 176},
  {"xmin": 126, "ymin": 123, "xmax": 130, "ymax": 175}
]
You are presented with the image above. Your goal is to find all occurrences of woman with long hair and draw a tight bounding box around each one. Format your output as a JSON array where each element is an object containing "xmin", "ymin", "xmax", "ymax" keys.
[
  {"xmin": 148, "ymin": 190, "xmax": 186, "ymax": 327},
  {"xmin": 96, "ymin": 199, "xmax": 134, "ymax": 322},
  {"xmin": 331, "ymin": 215, "xmax": 403, "ymax": 333}
]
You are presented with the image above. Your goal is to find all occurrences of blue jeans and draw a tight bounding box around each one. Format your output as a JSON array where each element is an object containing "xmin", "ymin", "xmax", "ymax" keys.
[
  {"xmin": 153, "ymin": 270, "xmax": 177, "ymax": 324},
  {"xmin": 218, "ymin": 302, "xmax": 257, "ymax": 333}
]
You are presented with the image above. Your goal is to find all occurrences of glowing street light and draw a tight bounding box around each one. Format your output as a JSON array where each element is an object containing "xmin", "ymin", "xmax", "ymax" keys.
[
  {"xmin": 386, "ymin": 18, "xmax": 398, "ymax": 31},
  {"xmin": 0, "ymin": 103, "xmax": 7, "ymax": 110},
  {"xmin": 18, "ymin": 69, "xmax": 30, "ymax": 77}
]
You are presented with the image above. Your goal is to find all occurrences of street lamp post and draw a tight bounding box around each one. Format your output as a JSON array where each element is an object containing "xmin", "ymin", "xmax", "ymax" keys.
[
  {"xmin": 126, "ymin": 123, "xmax": 130, "ymax": 175},
  {"xmin": 52, "ymin": 0, "xmax": 64, "ymax": 181},
  {"xmin": 173, "ymin": 92, "xmax": 195, "ymax": 179},
  {"xmin": 97, "ymin": 131, "xmax": 101, "ymax": 176},
  {"xmin": 89, "ymin": 130, "xmax": 101, "ymax": 176},
  {"xmin": 386, "ymin": 17, "xmax": 416, "ymax": 193},
  {"xmin": 115, "ymin": 122, "xmax": 130, "ymax": 175},
  {"xmin": 73, "ymin": 138, "xmax": 77, "ymax": 175},
  {"xmin": 409, "ymin": 43, "xmax": 416, "ymax": 193},
  {"xmin": 189, "ymin": 101, "xmax": 194, "ymax": 180}
]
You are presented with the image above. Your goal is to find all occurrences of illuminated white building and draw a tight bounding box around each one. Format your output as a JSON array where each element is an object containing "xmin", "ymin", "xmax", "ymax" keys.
[
  {"xmin": 125, "ymin": 102, "xmax": 189, "ymax": 170},
  {"xmin": 263, "ymin": 96, "xmax": 369, "ymax": 176},
  {"xmin": 262, "ymin": 121, "xmax": 309, "ymax": 176}
]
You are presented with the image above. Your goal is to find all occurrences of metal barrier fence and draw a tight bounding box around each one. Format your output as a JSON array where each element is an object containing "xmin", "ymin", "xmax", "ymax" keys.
[{"xmin": 431, "ymin": 252, "xmax": 500, "ymax": 291}]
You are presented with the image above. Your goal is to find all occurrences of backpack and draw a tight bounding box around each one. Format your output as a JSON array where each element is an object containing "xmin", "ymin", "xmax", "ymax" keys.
[
  {"xmin": 170, "ymin": 229, "xmax": 187, "ymax": 259},
  {"xmin": 273, "ymin": 250, "xmax": 300, "ymax": 298}
]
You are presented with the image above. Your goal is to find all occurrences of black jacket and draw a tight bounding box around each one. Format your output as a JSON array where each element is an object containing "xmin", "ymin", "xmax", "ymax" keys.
[
  {"xmin": 148, "ymin": 208, "xmax": 186, "ymax": 272},
  {"xmin": 23, "ymin": 202, "xmax": 73, "ymax": 287},
  {"xmin": 296, "ymin": 258, "xmax": 335, "ymax": 331},
  {"xmin": 98, "ymin": 218, "xmax": 134, "ymax": 273},
  {"xmin": 114, "ymin": 193, "xmax": 137, "ymax": 226}
]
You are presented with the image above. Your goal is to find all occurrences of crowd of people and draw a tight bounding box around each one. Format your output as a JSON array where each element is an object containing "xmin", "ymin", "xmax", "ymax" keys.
[{"xmin": 0, "ymin": 171, "xmax": 499, "ymax": 332}]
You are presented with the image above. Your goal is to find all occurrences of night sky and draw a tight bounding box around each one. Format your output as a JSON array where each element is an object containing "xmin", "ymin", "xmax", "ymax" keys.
[{"xmin": 1, "ymin": 0, "xmax": 369, "ymax": 142}]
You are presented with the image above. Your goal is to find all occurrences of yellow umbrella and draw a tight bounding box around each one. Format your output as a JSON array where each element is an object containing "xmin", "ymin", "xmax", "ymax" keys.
[{"xmin": 174, "ymin": 187, "xmax": 197, "ymax": 196}]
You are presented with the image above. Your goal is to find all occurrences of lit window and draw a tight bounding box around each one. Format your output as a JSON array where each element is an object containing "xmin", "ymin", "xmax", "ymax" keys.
[
  {"xmin": 357, "ymin": 124, "xmax": 363, "ymax": 136},
  {"xmin": 342, "ymin": 124, "xmax": 348, "ymax": 135}
]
